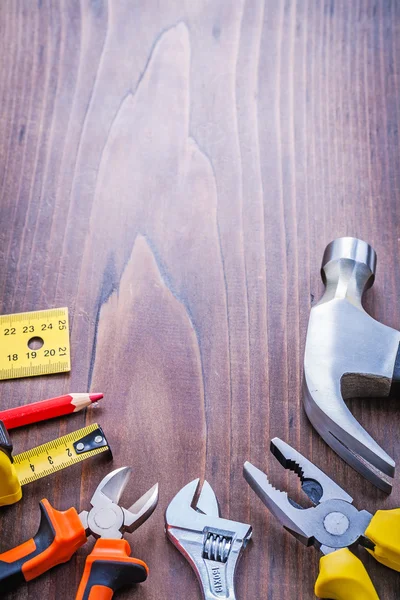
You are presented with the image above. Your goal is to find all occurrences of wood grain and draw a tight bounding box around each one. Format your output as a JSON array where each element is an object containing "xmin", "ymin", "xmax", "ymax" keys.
[{"xmin": 0, "ymin": 1, "xmax": 400, "ymax": 598}]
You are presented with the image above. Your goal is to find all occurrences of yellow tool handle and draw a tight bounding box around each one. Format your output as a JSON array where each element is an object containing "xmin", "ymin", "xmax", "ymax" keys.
[
  {"xmin": 0, "ymin": 422, "xmax": 21, "ymax": 506},
  {"xmin": 315, "ymin": 548, "xmax": 379, "ymax": 600},
  {"xmin": 365, "ymin": 508, "xmax": 400, "ymax": 571},
  {"xmin": 0, "ymin": 450, "xmax": 21, "ymax": 506}
]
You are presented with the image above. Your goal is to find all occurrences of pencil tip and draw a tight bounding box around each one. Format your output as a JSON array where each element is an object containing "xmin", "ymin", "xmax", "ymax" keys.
[{"xmin": 89, "ymin": 393, "xmax": 103, "ymax": 402}]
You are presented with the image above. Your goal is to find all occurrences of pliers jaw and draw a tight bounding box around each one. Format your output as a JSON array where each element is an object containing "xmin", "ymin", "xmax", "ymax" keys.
[
  {"xmin": 244, "ymin": 438, "xmax": 373, "ymax": 555},
  {"xmin": 79, "ymin": 466, "xmax": 159, "ymax": 540},
  {"xmin": 269, "ymin": 437, "xmax": 354, "ymax": 504},
  {"xmin": 166, "ymin": 479, "xmax": 252, "ymax": 599}
]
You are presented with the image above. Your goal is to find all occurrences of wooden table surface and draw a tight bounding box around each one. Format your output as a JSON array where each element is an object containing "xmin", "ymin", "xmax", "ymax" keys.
[{"xmin": 1, "ymin": 1, "xmax": 400, "ymax": 598}]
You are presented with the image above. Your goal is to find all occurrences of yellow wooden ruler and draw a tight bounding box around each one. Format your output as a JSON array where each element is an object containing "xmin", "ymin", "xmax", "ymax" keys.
[
  {"xmin": 13, "ymin": 423, "xmax": 111, "ymax": 485},
  {"xmin": 0, "ymin": 307, "xmax": 71, "ymax": 380}
]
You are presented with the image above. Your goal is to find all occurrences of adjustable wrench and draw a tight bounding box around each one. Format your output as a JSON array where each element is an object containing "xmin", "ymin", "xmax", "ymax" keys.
[{"xmin": 165, "ymin": 479, "xmax": 252, "ymax": 599}]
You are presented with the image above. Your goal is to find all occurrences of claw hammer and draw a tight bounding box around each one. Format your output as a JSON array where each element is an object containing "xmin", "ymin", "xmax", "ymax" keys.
[{"xmin": 303, "ymin": 237, "xmax": 400, "ymax": 492}]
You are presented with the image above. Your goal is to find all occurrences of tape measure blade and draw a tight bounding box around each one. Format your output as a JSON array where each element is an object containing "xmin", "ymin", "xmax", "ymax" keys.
[
  {"xmin": 0, "ymin": 307, "xmax": 71, "ymax": 380},
  {"xmin": 13, "ymin": 424, "xmax": 110, "ymax": 486}
]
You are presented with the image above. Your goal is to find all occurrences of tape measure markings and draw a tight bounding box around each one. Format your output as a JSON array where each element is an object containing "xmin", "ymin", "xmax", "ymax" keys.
[
  {"xmin": 13, "ymin": 423, "xmax": 100, "ymax": 462},
  {"xmin": 18, "ymin": 448, "xmax": 108, "ymax": 485},
  {"xmin": 13, "ymin": 423, "xmax": 110, "ymax": 485}
]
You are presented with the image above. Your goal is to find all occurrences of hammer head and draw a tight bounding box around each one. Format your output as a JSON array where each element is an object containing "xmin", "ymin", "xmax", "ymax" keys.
[{"xmin": 304, "ymin": 237, "xmax": 400, "ymax": 493}]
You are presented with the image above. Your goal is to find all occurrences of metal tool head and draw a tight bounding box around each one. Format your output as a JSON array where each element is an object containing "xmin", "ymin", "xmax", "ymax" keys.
[
  {"xmin": 244, "ymin": 438, "xmax": 372, "ymax": 555},
  {"xmin": 304, "ymin": 237, "xmax": 400, "ymax": 493},
  {"xmin": 80, "ymin": 467, "xmax": 159, "ymax": 539},
  {"xmin": 165, "ymin": 479, "xmax": 252, "ymax": 598}
]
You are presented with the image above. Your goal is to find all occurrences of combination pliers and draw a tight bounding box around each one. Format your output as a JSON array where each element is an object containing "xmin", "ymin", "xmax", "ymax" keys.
[
  {"xmin": 244, "ymin": 438, "xmax": 400, "ymax": 600},
  {"xmin": 0, "ymin": 466, "xmax": 158, "ymax": 599}
]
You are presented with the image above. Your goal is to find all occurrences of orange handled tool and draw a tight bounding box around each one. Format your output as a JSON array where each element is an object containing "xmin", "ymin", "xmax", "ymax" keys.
[
  {"xmin": 0, "ymin": 499, "xmax": 87, "ymax": 590},
  {"xmin": 0, "ymin": 467, "xmax": 158, "ymax": 598},
  {"xmin": 75, "ymin": 539, "xmax": 148, "ymax": 600}
]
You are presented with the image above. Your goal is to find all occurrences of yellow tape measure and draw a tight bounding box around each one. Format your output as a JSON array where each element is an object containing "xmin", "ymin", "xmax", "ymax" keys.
[
  {"xmin": 0, "ymin": 307, "xmax": 71, "ymax": 380},
  {"xmin": 13, "ymin": 423, "xmax": 111, "ymax": 485}
]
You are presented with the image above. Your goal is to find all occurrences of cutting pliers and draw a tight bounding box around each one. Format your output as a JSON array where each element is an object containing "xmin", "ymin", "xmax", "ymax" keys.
[
  {"xmin": 0, "ymin": 467, "xmax": 158, "ymax": 599},
  {"xmin": 244, "ymin": 438, "xmax": 400, "ymax": 600}
]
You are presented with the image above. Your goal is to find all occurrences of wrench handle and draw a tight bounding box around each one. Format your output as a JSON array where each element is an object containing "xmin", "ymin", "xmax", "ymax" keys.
[{"xmin": 75, "ymin": 539, "xmax": 148, "ymax": 600}]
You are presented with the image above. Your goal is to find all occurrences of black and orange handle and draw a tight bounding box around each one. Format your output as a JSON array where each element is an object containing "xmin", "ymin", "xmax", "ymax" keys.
[
  {"xmin": 0, "ymin": 498, "xmax": 87, "ymax": 591},
  {"xmin": 75, "ymin": 538, "xmax": 148, "ymax": 600}
]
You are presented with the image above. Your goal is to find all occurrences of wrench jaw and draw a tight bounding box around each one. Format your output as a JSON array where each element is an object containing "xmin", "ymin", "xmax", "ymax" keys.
[
  {"xmin": 165, "ymin": 479, "xmax": 202, "ymax": 528},
  {"xmin": 165, "ymin": 480, "xmax": 252, "ymax": 599},
  {"xmin": 196, "ymin": 480, "xmax": 220, "ymax": 517}
]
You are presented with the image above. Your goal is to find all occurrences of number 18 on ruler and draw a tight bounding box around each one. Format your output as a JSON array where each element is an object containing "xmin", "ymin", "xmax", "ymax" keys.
[{"xmin": 0, "ymin": 308, "xmax": 71, "ymax": 380}]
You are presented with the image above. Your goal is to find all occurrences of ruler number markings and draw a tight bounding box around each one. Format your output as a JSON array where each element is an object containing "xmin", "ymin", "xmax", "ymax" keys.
[
  {"xmin": 0, "ymin": 308, "xmax": 70, "ymax": 379},
  {"xmin": 2, "ymin": 320, "xmax": 66, "ymax": 336}
]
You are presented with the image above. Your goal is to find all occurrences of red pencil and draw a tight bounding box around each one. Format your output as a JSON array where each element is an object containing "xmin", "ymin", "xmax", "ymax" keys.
[{"xmin": 0, "ymin": 393, "xmax": 103, "ymax": 430}]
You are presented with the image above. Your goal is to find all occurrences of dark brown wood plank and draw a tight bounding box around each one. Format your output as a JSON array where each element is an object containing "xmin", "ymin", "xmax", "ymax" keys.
[{"xmin": 0, "ymin": 1, "xmax": 400, "ymax": 598}]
